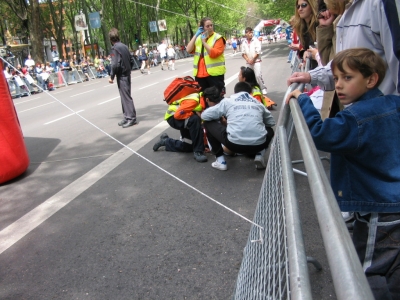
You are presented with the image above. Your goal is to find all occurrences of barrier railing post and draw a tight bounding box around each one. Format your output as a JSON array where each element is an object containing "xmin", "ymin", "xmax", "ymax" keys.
[{"xmin": 288, "ymin": 98, "xmax": 374, "ymax": 300}]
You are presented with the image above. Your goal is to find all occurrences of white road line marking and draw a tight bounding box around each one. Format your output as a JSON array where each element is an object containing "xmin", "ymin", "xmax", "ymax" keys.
[
  {"xmin": 225, "ymin": 72, "xmax": 240, "ymax": 86},
  {"xmin": 0, "ymin": 121, "xmax": 169, "ymax": 255},
  {"xmin": 13, "ymin": 97, "xmax": 41, "ymax": 105},
  {"xmin": 164, "ymin": 75, "xmax": 177, "ymax": 81},
  {"xmin": 183, "ymin": 70, "xmax": 192, "ymax": 74},
  {"xmin": 19, "ymin": 101, "xmax": 56, "ymax": 113},
  {"xmin": 44, "ymin": 110, "xmax": 85, "ymax": 125},
  {"xmin": 70, "ymin": 89, "xmax": 95, "ymax": 97},
  {"xmin": 52, "ymin": 89, "xmax": 72, "ymax": 95},
  {"xmin": 82, "ymin": 82, "xmax": 101, "ymax": 87},
  {"xmin": 103, "ymin": 84, "xmax": 114, "ymax": 87},
  {"xmin": 139, "ymin": 82, "xmax": 159, "ymax": 90},
  {"xmin": 98, "ymin": 96, "xmax": 120, "ymax": 105}
]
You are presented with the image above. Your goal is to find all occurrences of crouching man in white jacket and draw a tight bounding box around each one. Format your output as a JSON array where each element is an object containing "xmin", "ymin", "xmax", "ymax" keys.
[{"xmin": 201, "ymin": 82, "xmax": 275, "ymax": 171}]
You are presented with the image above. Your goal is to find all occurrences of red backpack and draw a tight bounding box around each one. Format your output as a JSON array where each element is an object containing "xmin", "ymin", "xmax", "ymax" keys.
[{"xmin": 163, "ymin": 76, "xmax": 201, "ymax": 105}]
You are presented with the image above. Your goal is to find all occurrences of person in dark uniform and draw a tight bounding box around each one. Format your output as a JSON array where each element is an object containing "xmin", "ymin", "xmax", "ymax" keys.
[{"xmin": 108, "ymin": 28, "xmax": 137, "ymax": 128}]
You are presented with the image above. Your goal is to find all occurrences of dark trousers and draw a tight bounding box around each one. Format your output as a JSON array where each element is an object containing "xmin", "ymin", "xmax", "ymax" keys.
[
  {"xmin": 353, "ymin": 213, "xmax": 400, "ymax": 300},
  {"xmin": 117, "ymin": 75, "xmax": 136, "ymax": 121},
  {"xmin": 195, "ymin": 75, "xmax": 225, "ymax": 95},
  {"xmin": 166, "ymin": 115, "xmax": 204, "ymax": 153},
  {"xmin": 203, "ymin": 120, "xmax": 274, "ymax": 157}
]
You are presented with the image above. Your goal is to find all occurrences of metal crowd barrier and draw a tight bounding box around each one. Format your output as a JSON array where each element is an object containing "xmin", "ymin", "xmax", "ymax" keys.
[{"xmin": 233, "ymin": 56, "xmax": 374, "ymax": 299}]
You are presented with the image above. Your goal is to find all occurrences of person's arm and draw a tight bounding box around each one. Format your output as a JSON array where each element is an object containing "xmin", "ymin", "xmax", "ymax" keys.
[
  {"xmin": 316, "ymin": 24, "xmax": 335, "ymax": 66},
  {"xmin": 262, "ymin": 107, "xmax": 276, "ymax": 127},
  {"xmin": 186, "ymin": 27, "xmax": 204, "ymax": 53},
  {"xmin": 286, "ymin": 91, "xmax": 358, "ymax": 152},
  {"xmin": 174, "ymin": 99, "xmax": 199, "ymax": 120},
  {"xmin": 201, "ymin": 101, "xmax": 225, "ymax": 121},
  {"xmin": 374, "ymin": 1, "xmax": 400, "ymax": 94},
  {"xmin": 202, "ymin": 36, "xmax": 225, "ymax": 58}
]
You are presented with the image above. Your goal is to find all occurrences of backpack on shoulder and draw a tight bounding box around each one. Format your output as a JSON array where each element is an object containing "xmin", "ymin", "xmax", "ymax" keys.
[{"xmin": 163, "ymin": 76, "xmax": 201, "ymax": 105}]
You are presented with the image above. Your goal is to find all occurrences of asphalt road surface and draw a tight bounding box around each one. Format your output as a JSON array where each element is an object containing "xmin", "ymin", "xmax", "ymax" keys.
[{"xmin": 0, "ymin": 40, "xmax": 336, "ymax": 299}]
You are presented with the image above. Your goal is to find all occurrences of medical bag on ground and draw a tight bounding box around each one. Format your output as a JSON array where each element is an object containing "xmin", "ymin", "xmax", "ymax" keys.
[{"xmin": 163, "ymin": 76, "xmax": 201, "ymax": 105}]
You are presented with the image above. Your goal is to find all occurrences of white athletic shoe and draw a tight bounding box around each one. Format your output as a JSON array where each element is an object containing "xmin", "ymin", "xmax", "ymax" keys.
[
  {"xmin": 262, "ymin": 89, "xmax": 268, "ymax": 95},
  {"xmin": 254, "ymin": 154, "xmax": 266, "ymax": 169},
  {"xmin": 212, "ymin": 161, "xmax": 227, "ymax": 171}
]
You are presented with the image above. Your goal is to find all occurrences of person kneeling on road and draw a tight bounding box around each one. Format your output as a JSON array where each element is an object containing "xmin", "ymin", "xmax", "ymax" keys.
[
  {"xmin": 201, "ymin": 82, "xmax": 275, "ymax": 171},
  {"xmin": 153, "ymin": 87, "xmax": 221, "ymax": 162}
]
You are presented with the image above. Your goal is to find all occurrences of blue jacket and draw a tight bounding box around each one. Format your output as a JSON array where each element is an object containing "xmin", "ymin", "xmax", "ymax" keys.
[{"xmin": 297, "ymin": 88, "xmax": 400, "ymax": 212}]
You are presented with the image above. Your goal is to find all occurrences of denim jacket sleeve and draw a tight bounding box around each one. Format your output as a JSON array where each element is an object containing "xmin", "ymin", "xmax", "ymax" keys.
[{"xmin": 297, "ymin": 93, "xmax": 358, "ymax": 153}]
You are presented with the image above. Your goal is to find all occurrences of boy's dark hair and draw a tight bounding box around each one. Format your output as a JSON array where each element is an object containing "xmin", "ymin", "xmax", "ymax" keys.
[
  {"xmin": 234, "ymin": 81, "xmax": 252, "ymax": 94},
  {"xmin": 203, "ymin": 86, "xmax": 221, "ymax": 103},
  {"xmin": 245, "ymin": 27, "xmax": 253, "ymax": 33},
  {"xmin": 331, "ymin": 48, "xmax": 387, "ymax": 88},
  {"xmin": 109, "ymin": 28, "xmax": 120, "ymax": 43}
]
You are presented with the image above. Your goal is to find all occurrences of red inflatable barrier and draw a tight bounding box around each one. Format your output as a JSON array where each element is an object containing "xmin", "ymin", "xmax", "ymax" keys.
[{"xmin": 0, "ymin": 60, "xmax": 29, "ymax": 183}]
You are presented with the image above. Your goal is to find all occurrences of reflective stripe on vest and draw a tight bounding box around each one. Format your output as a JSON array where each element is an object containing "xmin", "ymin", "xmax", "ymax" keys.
[
  {"xmin": 164, "ymin": 93, "xmax": 202, "ymax": 120},
  {"xmin": 192, "ymin": 33, "xmax": 226, "ymax": 76}
]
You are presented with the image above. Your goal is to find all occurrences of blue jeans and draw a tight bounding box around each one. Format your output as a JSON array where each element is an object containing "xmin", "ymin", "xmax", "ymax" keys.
[{"xmin": 287, "ymin": 50, "xmax": 293, "ymax": 62}]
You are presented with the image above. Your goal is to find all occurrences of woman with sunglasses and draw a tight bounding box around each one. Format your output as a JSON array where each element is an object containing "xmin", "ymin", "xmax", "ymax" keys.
[
  {"xmin": 292, "ymin": 0, "xmax": 319, "ymax": 69},
  {"xmin": 238, "ymin": 66, "xmax": 276, "ymax": 109}
]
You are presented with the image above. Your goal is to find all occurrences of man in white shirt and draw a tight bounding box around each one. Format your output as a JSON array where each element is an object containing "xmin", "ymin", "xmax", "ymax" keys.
[
  {"xmin": 24, "ymin": 54, "xmax": 35, "ymax": 68},
  {"xmin": 157, "ymin": 39, "xmax": 168, "ymax": 70},
  {"xmin": 241, "ymin": 27, "xmax": 268, "ymax": 96}
]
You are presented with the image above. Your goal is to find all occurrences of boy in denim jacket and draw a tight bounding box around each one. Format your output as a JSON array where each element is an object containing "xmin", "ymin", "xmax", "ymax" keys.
[{"xmin": 287, "ymin": 48, "xmax": 400, "ymax": 299}]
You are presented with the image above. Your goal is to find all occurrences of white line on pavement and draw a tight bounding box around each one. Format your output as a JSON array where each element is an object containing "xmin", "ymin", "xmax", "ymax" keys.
[
  {"xmin": 98, "ymin": 96, "xmax": 120, "ymax": 105},
  {"xmin": 19, "ymin": 101, "xmax": 56, "ymax": 113},
  {"xmin": 70, "ymin": 89, "xmax": 95, "ymax": 97},
  {"xmin": 183, "ymin": 70, "xmax": 192, "ymax": 74},
  {"xmin": 13, "ymin": 97, "xmax": 41, "ymax": 105},
  {"xmin": 44, "ymin": 110, "xmax": 85, "ymax": 125},
  {"xmin": 0, "ymin": 121, "xmax": 169, "ymax": 255},
  {"xmin": 164, "ymin": 75, "xmax": 177, "ymax": 81},
  {"xmin": 82, "ymin": 82, "xmax": 101, "ymax": 87},
  {"xmin": 52, "ymin": 89, "xmax": 72, "ymax": 95},
  {"xmin": 139, "ymin": 82, "xmax": 159, "ymax": 90},
  {"xmin": 225, "ymin": 72, "xmax": 240, "ymax": 86}
]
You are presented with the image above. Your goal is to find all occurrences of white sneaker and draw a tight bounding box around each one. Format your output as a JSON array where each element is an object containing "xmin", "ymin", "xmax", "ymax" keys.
[
  {"xmin": 262, "ymin": 89, "xmax": 268, "ymax": 95},
  {"xmin": 148, "ymin": 71, "xmax": 151, "ymax": 74},
  {"xmin": 212, "ymin": 161, "xmax": 227, "ymax": 171},
  {"xmin": 254, "ymin": 154, "xmax": 266, "ymax": 169}
]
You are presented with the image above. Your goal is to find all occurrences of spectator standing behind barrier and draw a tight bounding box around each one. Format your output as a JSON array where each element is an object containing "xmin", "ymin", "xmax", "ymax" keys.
[
  {"xmin": 288, "ymin": 0, "xmax": 400, "ymax": 96},
  {"xmin": 201, "ymin": 82, "xmax": 275, "ymax": 171},
  {"xmin": 186, "ymin": 17, "xmax": 226, "ymax": 95},
  {"xmin": 167, "ymin": 45, "xmax": 176, "ymax": 70},
  {"xmin": 152, "ymin": 88, "xmax": 214, "ymax": 163},
  {"xmin": 292, "ymin": 0, "xmax": 319, "ymax": 69},
  {"xmin": 157, "ymin": 40, "xmax": 168, "ymax": 71},
  {"xmin": 108, "ymin": 27, "xmax": 137, "ymax": 128},
  {"xmin": 286, "ymin": 48, "xmax": 400, "ymax": 300},
  {"xmin": 241, "ymin": 27, "xmax": 268, "ymax": 96}
]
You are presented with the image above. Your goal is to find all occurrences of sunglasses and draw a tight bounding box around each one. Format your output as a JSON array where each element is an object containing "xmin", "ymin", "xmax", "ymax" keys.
[{"xmin": 297, "ymin": 3, "xmax": 308, "ymax": 9}]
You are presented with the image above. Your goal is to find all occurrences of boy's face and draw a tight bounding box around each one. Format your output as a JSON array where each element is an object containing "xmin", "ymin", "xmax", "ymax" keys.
[{"xmin": 333, "ymin": 62, "xmax": 374, "ymax": 106}]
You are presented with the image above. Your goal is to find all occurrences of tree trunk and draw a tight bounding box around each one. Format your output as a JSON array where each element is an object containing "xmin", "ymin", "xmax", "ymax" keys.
[{"xmin": 29, "ymin": 0, "xmax": 44, "ymax": 63}]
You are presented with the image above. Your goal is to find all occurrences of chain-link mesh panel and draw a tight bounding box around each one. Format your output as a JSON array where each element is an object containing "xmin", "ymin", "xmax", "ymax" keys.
[{"xmin": 233, "ymin": 135, "xmax": 289, "ymax": 300}]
